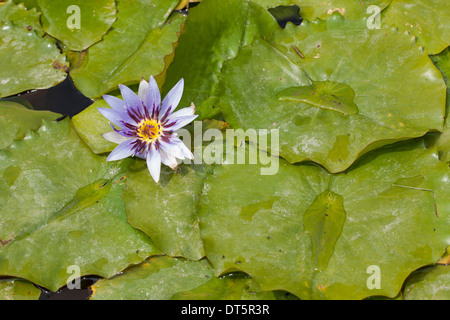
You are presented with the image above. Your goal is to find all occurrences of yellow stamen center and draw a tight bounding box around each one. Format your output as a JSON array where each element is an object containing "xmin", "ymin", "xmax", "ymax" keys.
[{"xmin": 137, "ymin": 118, "xmax": 161, "ymax": 142}]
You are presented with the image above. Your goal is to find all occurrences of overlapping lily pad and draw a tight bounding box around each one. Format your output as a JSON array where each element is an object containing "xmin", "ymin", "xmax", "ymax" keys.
[
  {"xmin": 37, "ymin": 0, "xmax": 117, "ymax": 51},
  {"xmin": 0, "ymin": 101, "xmax": 61, "ymax": 149},
  {"xmin": 124, "ymin": 163, "xmax": 209, "ymax": 261},
  {"xmin": 431, "ymin": 47, "xmax": 450, "ymax": 160},
  {"xmin": 91, "ymin": 255, "xmax": 214, "ymax": 300},
  {"xmin": 71, "ymin": 100, "xmax": 118, "ymax": 154},
  {"xmin": 0, "ymin": 0, "xmax": 68, "ymax": 97},
  {"xmin": 218, "ymin": 15, "xmax": 446, "ymax": 172},
  {"xmin": 383, "ymin": 0, "xmax": 450, "ymax": 55},
  {"xmin": 0, "ymin": 278, "xmax": 41, "ymax": 300},
  {"xmin": 402, "ymin": 265, "xmax": 450, "ymax": 300},
  {"xmin": 0, "ymin": 119, "xmax": 159, "ymax": 291},
  {"xmin": 171, "ymin": 272, "xmax": 281, "ymax": 300},
  {"xmin": 68, "ymin": 0, "xmax": 183, "ymax": 99},
  {"xmin": 198, "ymin": 141, "xmax": 450, "ymax": 299},
  {"xmin": 91, "ymin": 255, "xmax": 283, "ymax": 300},
  {"xmin": 162, "ymin": 0, "xmax": 280, "ymax": 118}
]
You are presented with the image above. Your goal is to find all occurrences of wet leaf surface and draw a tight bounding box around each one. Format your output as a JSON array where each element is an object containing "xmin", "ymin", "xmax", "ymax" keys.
[
  {"xmin": 0, "ymin": 119, "xmax": 159, "ymax": 291},
  {"xmin": 68, "ymin": 0, "xmax": 183, "ymax": 99},
  {"xmin": 218, "ymin": 15, "xmax": 446, "ymax": 172},
  {"xmin": 0, "ymin": 1, "xmax": 68, "ymax": 97},
  {"xmin": 37, "ymin": 0, "xmax": 117, "ymax": 51},
  {"xmin": 198, "ymin": 141, "xmax": 450, "ymax": 299},
  {"xmin": 383, "ymin": 0, "xmax": 450, "ymax": 55}
]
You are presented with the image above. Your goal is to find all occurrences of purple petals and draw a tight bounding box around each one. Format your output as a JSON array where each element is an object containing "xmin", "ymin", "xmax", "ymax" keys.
[
  {"xmin": 97, "ymin": 107, "xmax": 130, "ymax": 127},
  {"xmin": 103, "ymin": 95, "xmax": 126, "ymax": 111},
  {"xmin": 120, "ymin": 84, "xmax": 145, "ymax": 115},
  {"xmin": 99, "ymin": 76, "xmax": 195, "ymax": 183},
  {"xmin": 106, "ymin": 138, "xmax": 137, "ymax": 162},
  {"xmin": 165, "ymin": 114, "xmax": 198, "ymax": 131},
  {"xmin": 160, "ymin": 78, "xmax": 184, "ymax": 117},
  {"xmin": 146, "ymin": 143, "xmax": 161, "ymax": 183},
  {"xmin": 145, "ymin": 76, "xmax": 161, "ymax": 114},
  {"xmin": 166, "ymin": 104, "xmax": 196, "ymax": 121}
]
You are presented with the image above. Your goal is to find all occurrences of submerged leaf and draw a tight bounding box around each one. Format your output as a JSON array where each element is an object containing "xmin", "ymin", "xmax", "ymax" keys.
[{"xmin": 0, "ymin": 101, "xmax": 61, "ymax": 149}]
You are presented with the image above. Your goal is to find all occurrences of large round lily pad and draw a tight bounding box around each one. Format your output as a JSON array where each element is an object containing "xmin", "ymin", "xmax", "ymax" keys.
[
  {"xmin": 218, "ymin": 15, "xmax": 446, "ymax": 172},
  {"xmin": 198, "ymin": 141, "xmax": 450, "ymax": 299}
]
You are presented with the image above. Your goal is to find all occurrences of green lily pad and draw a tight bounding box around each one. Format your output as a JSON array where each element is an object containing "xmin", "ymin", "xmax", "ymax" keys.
[
  {"xmin": 218, "ymin": 15, "xmax": 446, "ymax": 172},
  {"xmin": 11, "ymin": 0, "xmax": 39, "ymax": 10},
  {"xmin": 430, "ymin": 47, "xmax": 450, "ymax": 160},
  {"xmin": 0, "ymin": 100, "xmax": 61, "ymax": 149},
  {"xmin": 37, "ymin": 0, "xmax": 116, "ymax": 51},
  {"xmin": 0, "ymin": 119, "xmax": 159, "ymax": 291},
  {"xmin": 198, "ymin": 140, "xmax": 450, "ymax": 299},
  {"xmin": 71, "ymin": 100, "xmax": 117, "ymax": 154},
  {"xmin": 69, "ymin": 0, "xmax": 183, "ymax": 99},
  {"xmin": 0, "ymin": 0, "xmax": 68, "ymax": 97},
  {"xmin": 1, "ymin": 0, "xmax": 42, "ymax": 35},
  {"xmin": 124, "ymin": 163, "xmax": 210, "ymax": 261},
  {"xmin": 403, "ymin": 265, "xmax": 450, "ymax": 300},
  {"xmin": 162, "ymin": 0, "xmax": 280, "ymax": 119},
  {"xmin": 91, "ymin": 255, "xmax": 214, "ymax": 300},
  {"xmin": 383, "ymin": 0, "xmax": 450, "ymax": 55},
  {"xmin": 0, "ymin": 278, "xmax": 41, "ymax": 300},
  {"xmin": 171, "ymin": 272, "xmax": 279, "ymax": 300}
]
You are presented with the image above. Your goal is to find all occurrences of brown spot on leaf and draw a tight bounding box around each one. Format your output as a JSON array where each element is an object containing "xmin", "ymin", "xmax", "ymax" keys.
[
  {"xmin": 0, "ymin": 234, "xmax": 14, "ymax": 247},
  {"xmin": 52, "ymin": 60, "xmax": 69, "ymax": 72}
]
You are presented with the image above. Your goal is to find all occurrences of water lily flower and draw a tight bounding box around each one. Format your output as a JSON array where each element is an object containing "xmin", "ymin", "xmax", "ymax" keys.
[{"xmin": 98, "ymin": 76, "xmax": 197, "ymax": 183}]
